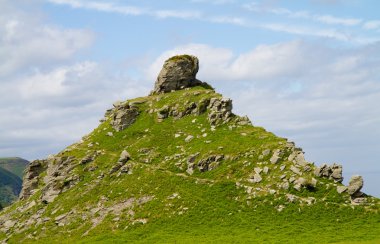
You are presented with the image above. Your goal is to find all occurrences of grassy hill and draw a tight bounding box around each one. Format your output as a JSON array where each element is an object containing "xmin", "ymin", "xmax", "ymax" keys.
[
  {"xmin": 0, "ymin": 157, "xmax": 29, "ymax": 179},
  {"xmin": 0, "ymin": 86, "xmax": 378, "ymax": 243},
  {"xmin": 0, "ymin": 55, "xmax": 379, "ymax": 243}
]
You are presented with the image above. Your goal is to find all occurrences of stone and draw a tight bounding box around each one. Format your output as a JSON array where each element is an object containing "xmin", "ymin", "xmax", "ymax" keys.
[
  {"xmin": 290, "ymin": 166, "xmax": 302, "ymax": 175},
  {"xmin": 119, "ymin": 150, "xmax": 131, "ymax": 163},
  {"xmin": 110, "ymin": 107, "xmax": 139, "ymax": 132},
  {"xmin": 270, "ymin": 149, "xmax": 282, "ymax": 164},
  {"xmin": 254, "ymin": 167, "xmax": 262, "ymax": 174},
  {"xmin": 185, "ymin": 135, "xmax": 194, "ymax": 142},
  {"xmin": 157, "ymin": 105, "xmax": 170, "ymax": 120},
  {"xmin": 330, "ymin": 164, "xmax": 343, "ymax": 183},
  {"xmin": 152, "ymin": 55, "xmax": 210, "ymax": 94},
  {"xmin": 249, "ymin": 174, "xmax": 262, "ymax": 183},
  {"xmin": 347, "ymin": 175, "xmax": 363, "ymax": 196},
  {"xmin": 351, "ymin": 197, "xmax": 367, "ymax": 205},
  {"xmin": 197, "ymin": 155, "xmax": 224, "ymax": 172},
  {"xmin": 337, "ymin": 186, "xmax": 348, "ymax": 194},
  {"xmin": 263, "ymin": 166, "xmax": 269, "ymax": 174}
]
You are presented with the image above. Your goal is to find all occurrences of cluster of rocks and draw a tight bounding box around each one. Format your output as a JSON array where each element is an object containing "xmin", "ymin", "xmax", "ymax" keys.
[
  {"xmin": 207, "ymin": 97, "xmax": 234, "ymax": 125},
  {"xmin": 313, "ymin": 162, "xmax": 366, "ymax": 203},
  {"xmin": 186, "ymin": 153, "xmax": 224, "ymax": 175},
  {"xmin": 154, "ymin": 97, "xmax": 211, "ymax": 122},
  {"xmin": 314, "ymin": 163, "xmax": 343, "ymax": 182},
  {"xmin": 151, "ymin": 55, "xmax": 211, "ymax": 94},
  {"xmin": 109, "ymin": 150, "xmax": 133, "ymax": 176},
  {"xmin": 106, "ymin": 101, "xmax": 140, "ymax": 132},
  {"xmin": 20, "ymin": 155, "xmax": 80, "ymax": 204}
]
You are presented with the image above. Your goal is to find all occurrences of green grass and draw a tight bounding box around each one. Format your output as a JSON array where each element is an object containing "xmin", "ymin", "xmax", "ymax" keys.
[{"xmin": 1, "ymin": 86, "xmax": 379, "ymax": 243}]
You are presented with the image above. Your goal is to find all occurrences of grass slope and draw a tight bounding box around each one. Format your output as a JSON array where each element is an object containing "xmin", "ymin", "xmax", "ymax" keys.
[
  {"xmin": 0, "ymin": 87, "xmax": 379, "ymax": 243},
  {"xmin": 0, "ymin": 157, "xmax": 29, "ymax": 179}
]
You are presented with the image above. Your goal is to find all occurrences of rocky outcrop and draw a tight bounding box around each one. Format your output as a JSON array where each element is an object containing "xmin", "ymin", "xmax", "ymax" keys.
[
  {"xmin": 152, "ymin": 55, "xmax": 211, "ymax": 94},
  {"xmin": 19, "ymin": 160, "xmax": 48, "ymax": 200},
  {"xmin": 314, "ymin": 163, "xmax": 343, "ymax": 183},
  {"xmin": 109, "ymin": 102, "xmax": 139, "ymax": 132},
  {"xmin": 347, "ymin": 175, "xmax": 363, "ymax": 196},
  {"xmin": 19, "ymin": 156, "xmax": 80, "ymax": 203},
  {"xmin": 207, "ymin": 97, "xmax": 234, "ymax": 125}
]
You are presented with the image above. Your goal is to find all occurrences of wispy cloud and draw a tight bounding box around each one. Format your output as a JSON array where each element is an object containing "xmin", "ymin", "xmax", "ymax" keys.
[
  {"xmin": 45, "ymin": 0, "xmax": 377, "ymax": 44},
  {"xmin": 243, "ymin": 2, "xmax": 362, "ymax": 26},
  {"xmin": 363, "ymin": 20, "xmax": 380, "ymax": 30},
  {"xmin": 46, "ymin": 0, "xmax": 202, "ymax": 20}
]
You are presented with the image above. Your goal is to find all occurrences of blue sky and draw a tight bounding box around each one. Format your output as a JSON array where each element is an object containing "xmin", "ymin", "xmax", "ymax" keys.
[{"xmin": 1, "ymin": 0, "xmax": 380, "ymax": 196}]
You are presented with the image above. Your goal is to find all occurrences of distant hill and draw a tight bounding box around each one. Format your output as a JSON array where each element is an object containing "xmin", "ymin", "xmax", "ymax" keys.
[
  {"xmin": 0, "ymin": 157, "xmax": 29, "ymax": 179},
  {"xmin": 0, "ymin": 167, "xmax": 22, "ymax": 207}
]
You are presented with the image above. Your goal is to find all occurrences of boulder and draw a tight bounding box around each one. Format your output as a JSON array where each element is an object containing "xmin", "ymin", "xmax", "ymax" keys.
[
  {"xmin": 152, "ymin": 55, "xmax": 210, "ymax": 94},
  {"xmin": 347, "ymin": 175, "xmax": 363, "ymax": 196}
]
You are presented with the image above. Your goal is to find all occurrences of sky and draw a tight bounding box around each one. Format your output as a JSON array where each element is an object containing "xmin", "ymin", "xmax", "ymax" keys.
[{"xmin": 1, "ymin": 0, "xmax": 379, "ymax": 196}]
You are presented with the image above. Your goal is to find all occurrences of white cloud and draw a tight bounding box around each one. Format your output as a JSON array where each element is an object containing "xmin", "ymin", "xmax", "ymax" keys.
[
  {"xmin": 363, "ymin": 20, "xmax": 380, "ymax": 30},
  {"xmin": 315, "ymin": 15, "xmax": 362, "ymax": 26},
  {"xmin": 0, "ymin": 3, "xmax": 94, "ymax": 77},
  {"xmin": 243, "ymin": 3, "xmax": 362, "ymax": 26}
]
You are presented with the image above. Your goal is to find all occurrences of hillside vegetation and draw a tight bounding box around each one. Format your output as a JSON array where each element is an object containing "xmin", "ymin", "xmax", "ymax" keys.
[
  {"xmin": 0, "ymin": 167, "xmax": 22, "ymax": 207},
  {"xmin": 0, "ymin": 55, "xmax": 378, "ymax": 243},
  {"xmin": 0, "ymin": 157, "xmax": 29, "ymax": 178}
]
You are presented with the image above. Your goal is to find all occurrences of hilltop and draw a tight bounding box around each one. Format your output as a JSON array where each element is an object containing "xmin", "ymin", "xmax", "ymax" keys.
[
  {"xmin": 0, "ymin": 157, "xmax": 29, "ymax": 179},
  {"xmin": 0, "ymin": 55, "xmax": 379, "ymax": 243}
]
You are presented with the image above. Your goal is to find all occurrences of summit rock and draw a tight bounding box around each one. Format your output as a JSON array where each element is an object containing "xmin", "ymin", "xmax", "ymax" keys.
[{"xmin": 152, "ymin": 55, "xmax": 211, "ymax": 94}]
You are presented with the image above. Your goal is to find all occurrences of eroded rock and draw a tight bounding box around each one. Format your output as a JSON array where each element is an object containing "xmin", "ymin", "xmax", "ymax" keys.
[{"xmin": 152, "ymin": 55, "xmax": 210, "ymax": 94}]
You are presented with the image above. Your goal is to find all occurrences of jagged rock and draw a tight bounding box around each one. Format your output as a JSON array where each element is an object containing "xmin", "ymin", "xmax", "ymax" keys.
[
  {"xmin": 254, "ymin": 167, "xmax": 262, "ymax": 174},
  {"xmin": 119, "ymin": 150, "xmax": 131, "ymax": 163},
  {"xmin": 347, "ymin": 175, "xmax": 363, "ymax": 196},
  {"xmin": 105, "ymin": 102, "xmax": 139, "ymax": 131},
  {"xmin": 337, "ymin": 186, "xmax": 348, "ymax": 194},
  {"xmin": 236, "ymin": 116, "xmax": 252, "ymax": 126},
  {"xmin": 110, "ymin": 151, "xmax": 131, "ymax": 174},
  {"xmin": 19, "ymin": 159, "xmax": 48, "ymax": 200},
  {"xmin": 186, "ymin": 153, "xmax": 200, "ymax": 175},
  {"xmin": 197, "ymin": 155, "xmax": 224, "ymax": 172},
  {"xmin": 157, "ymin": 105, "xmax": 169, "ymax": 121},
  {"xmin": 152, "ymin": 55, "xmax": 210, "ymax": 94},
  {"xmin": 290, "ymin": 166, "xmax": 302, "ymax": 175},
  {"xmin": 249, "ymin": 174, "xmax": 262, "ymax": 183},
  {"xmin": 314, "ymin": 163, "xmax": 343, "ymax": 183},
  {"xmin": 80, "ymin": 152, "xmax": 98, "ymax": 165},
  {"xmin": 330, "ymin": 164, "xmax": 343, "ymax": 182},
  {"xmin": 207, "ymin": 97, "xmax": 233, "ymax": 125},
  {"xmin": 270, "ymin": 149, "xmax": 282, "ymax": 164},
  {"xmin": 41, "ymin": 156, "xmax": 77, "ymax": 203},
  {"xmin": 351, "ymin": 197, "xmax": 367, "ymax": 205}
]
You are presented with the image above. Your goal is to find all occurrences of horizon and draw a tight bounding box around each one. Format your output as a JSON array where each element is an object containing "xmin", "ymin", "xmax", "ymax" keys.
[{"xmin": 0, "ymin": 0, "xmax": 379, "ymax": 197}]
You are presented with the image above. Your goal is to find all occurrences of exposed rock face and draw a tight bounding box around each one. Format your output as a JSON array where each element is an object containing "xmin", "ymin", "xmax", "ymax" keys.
[
  {"xmin": 152, "ymin": 55, "xmax": 210, "ymax": 94},
  {"xmin": 109, "ymin": 102, "xmax": 139, "ymax": 132},
  {"xmin": 20, "ymin": 156, "xmax": 79, "ymax": 203},
  {"xmin": 347, "ymin": 175, "xmax": 363, "ymax": 196},
  {"xmin": 207, "ymin": 97, "xmax": 233, "ymax": 125},
  {"xmin": 19, "ymin": 160, "xmax": 48, "ymax": 200}
]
